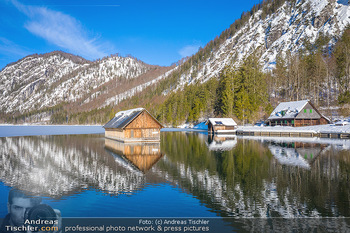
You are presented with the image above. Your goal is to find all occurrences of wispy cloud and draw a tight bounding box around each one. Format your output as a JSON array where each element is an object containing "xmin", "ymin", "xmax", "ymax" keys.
[
  {"xmin": 10, "ymin": 0, "xmax": 112, "ymax": 60},
  {"xmin": 179, "ymin": 44, "xmax": 201, "ymax": 58},
  {"xmin": 0, "ymin": 37, "xmax": 31, "ymax": 57},
  {"xmin": 0, "ymin": 37, "xmax": 34, "ymax": 69}
]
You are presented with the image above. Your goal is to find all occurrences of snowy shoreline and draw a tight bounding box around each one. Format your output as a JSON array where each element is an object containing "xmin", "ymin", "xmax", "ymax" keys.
[
  {"xmin": 237, "ymin": 124, "xmax": 350, "ymax": 134},
  {"xmin": 179, "ymin": 121, "xmax": 350, "ymax": 134},
  {"xmin": 1, "ymin": 124, "xmax": 350, "ymax": 138}
]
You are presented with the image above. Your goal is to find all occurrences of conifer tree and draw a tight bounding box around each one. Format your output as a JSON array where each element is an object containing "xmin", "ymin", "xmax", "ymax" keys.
[{"xmin": 334, "ymin": 26, "xmax": 350, "ymax": 104}]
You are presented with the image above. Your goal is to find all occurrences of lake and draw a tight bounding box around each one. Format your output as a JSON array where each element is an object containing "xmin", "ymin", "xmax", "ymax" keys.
[{"xmin": 0, "ymin": 129, "xmax": 349, "ymax": 232}]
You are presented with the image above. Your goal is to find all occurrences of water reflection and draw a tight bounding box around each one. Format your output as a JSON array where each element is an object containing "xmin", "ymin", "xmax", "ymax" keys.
[
  {"xmin": 104, "ymin": 139, "xmax": 163, "ymax": 173},
  {"xmin": 207, "ymin": 134, "xmax": 237, "ymax": 151},
  {"xmin": 159, "ymin": 132, "xmax": 350, "ymax": 218},
  {"xmin": 268, "ymin": 141, "xmax": 328, "ymax": 169},
  {"xmin": 0, "ymin": 135, "xmax": 146, "ymax": 198},
  {"xmin": 0, "ymin": 132, "xmax": 349, "ymax": 221}
]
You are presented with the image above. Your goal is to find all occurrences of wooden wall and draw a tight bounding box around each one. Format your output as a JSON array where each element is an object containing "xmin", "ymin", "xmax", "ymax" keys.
[
  {"xmin": 213, "ymin": 125, "xmax": 236, "ymax": 131},
  {"xmin": 294, "ymin": 119, "xmax": 321, "ymax": 127},
  {"xmin": 124, "ymin": 128, "xmax": 160, "ymax": 141},
  {"xmin": 127, "ymin": 111, "xmax": 162, "ymax": 129},
  {"xmin": 269, "ymin": 116, "xmax": 329, "ymax": 127},
  {"xmin": 105, "ymin": 129, "xmax": 124, "ymax": 140},
  {"xmin": 214, "ymin": 126, "xmax": 226, "ymax": 131},
  {"xmin": 320, "ymin": 117, "xmax": 329, "ymax": 124}
]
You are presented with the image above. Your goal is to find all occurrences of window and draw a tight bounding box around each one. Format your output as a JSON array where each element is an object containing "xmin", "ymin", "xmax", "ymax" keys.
[
  {"xmin": 284, "ymin": 120, "xmax": 287, "ymax": 124},
  {"xmin": 310, "ymin": 109, "xmax": 312, "ymax": 113},
  {"xmin": 292, "ymin": 120, "xmax": 294, "ymax": 125},
  {"xmin": 304, "ymin": 109, "xmax": 307, "ymax": 113},
  {"xmin": 281, "ymin": 111, "xmax": 285, "ymax": 116}
]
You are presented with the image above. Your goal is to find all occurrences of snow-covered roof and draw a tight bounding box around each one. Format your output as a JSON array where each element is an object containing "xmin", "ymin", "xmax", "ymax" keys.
[
  {"xmin": 104, "ymin": 107, "xmax": 163, "ymax": 129},
  {"xmin": 206, "ymin": 118, "xmax": 237, "ymax": 126},
  {"xmin": 268, "ymin": 100, "xmax": 309, "ymax": 120},
  {"xmin": 268, "ymin": 145, "xmax": 310, "ymax": 169},
  {"xmin": 207, "ymin": 138, "xmax": 237, "ymax": 151}
]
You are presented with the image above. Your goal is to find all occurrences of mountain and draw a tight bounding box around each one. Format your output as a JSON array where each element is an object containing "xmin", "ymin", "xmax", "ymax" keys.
[
  {"xmin": 0, "ymin": 51, "xmax": 174, "ymax": 120},
  {"xmin": 1, "ymin": 0, "xmax": 350, "ymax": 124},
  {"xmin": 159, "ymin": 0, "xmax": 350, "ymax": 87}
]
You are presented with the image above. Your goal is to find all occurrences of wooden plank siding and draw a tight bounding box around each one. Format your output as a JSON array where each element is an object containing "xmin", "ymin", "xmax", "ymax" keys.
[
  {"xmin": 269, "ymin": 117, "xmax": 329, "ymax": 127},
  {"xmin": 105, "ymin": 129, "xmax": 124, "ymax": 140},
  {"xmin": 126, "ymin": 111, "xmax": 162, "ymax": 129}
]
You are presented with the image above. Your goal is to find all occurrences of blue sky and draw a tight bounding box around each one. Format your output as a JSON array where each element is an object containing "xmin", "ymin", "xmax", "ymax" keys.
[{"xmin": 0, "ymin": 0, "xmax": 262, "ymax": 69}]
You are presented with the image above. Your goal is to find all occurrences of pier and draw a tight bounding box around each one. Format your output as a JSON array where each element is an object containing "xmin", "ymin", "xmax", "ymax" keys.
[{"xmin": 235, "ymin": 128, "xmax": 350, "ymax": 139}]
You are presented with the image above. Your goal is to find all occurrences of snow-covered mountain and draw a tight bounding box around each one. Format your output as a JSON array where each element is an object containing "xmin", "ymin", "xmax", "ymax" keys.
[
  {"xmin": 0, "ymin": 51, "xmax": 173, "ymax": 114},
  {"xmin": 2, "ymin": 0, "xmax": 350, "ymax": 121},
  {"xmin": 170, "ymin": 0, "xmax": 350, "ymax": 87}
]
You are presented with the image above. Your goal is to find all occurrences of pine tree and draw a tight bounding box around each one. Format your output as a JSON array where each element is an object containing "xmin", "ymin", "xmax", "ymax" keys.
[{"xmin": 334, "ymin": 26, "xmax": 350, "ymax": 104}]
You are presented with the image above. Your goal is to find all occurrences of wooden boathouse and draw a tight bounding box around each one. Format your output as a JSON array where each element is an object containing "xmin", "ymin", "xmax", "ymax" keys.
[
  {"xmin": 266, "ymin": 100, "xmax": 330, "ymax": 127},
  {"xmin": 206, "ymin": 118, "xmax": 237, "ymax": 134},
  {"xmin": 104, "ymin": 108, "xmax": 163, "ymax": 142}
]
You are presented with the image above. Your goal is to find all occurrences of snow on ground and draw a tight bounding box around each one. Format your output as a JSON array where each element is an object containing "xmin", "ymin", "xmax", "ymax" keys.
[
  {"xmin": 238, "ymin": 124, "xmax": 350, "ymax": 134},
  {"xmin": 176, "ymin": 123, "xmax": 193, "ymax": 128},
  {"xmin": 177, "ymin": 121, "xmax": 350, "ymax": 134},
  {"xmin": 183, "ymin": 121, "xmax": 350, "ymax": 134}
]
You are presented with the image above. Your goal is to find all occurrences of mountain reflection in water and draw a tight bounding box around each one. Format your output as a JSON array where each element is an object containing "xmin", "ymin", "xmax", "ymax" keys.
[
  {"xmin": 0, "ymin": 132, "xmax": 349, "ymax": 220},
  {"xmin": 0, "ymin": 135, "xmax": 148, "ymax": 197},
  {"xmin": 159, "ymin": 133, "xmax": 350, "ymax": 217}
]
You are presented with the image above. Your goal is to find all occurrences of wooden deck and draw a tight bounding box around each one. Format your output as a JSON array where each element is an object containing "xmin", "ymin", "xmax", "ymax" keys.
[{"xmin": 236, "ymin": 129, "xmax": 350, "ymax": 139}]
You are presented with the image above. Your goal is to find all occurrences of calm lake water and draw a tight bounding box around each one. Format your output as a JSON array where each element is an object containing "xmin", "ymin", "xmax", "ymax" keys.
[{"xmin": 0, "ymin": 131, "xmax": 350, "ymax": 232}]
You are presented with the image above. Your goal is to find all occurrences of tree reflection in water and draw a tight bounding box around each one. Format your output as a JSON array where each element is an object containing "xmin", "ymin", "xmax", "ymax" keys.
[
  {"xmin": 0, "ymin": 132, "xmax": 349, "ymax": 220},
  {"xmin": 159, "ymin": 132, "xmax": 350, "ymax": 218}
]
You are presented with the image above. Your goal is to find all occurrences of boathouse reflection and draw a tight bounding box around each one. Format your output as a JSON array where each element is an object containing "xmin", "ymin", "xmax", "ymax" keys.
[
  {"xmin": 268, "ymin": 141, "xmax": 328, "ymax": 169},
  {"xmin": 207, "ymin": 134, "xmax": 237, "ymax": 151},
  {"xmin": 104, "ymin": 138, "xmax": 163, "ymax": 173}
]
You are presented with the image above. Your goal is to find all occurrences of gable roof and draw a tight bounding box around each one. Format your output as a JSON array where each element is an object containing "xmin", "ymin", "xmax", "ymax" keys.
[
  {"xmin": 205, "ymin": 118, "xmax": 237, "ymax": 126},
  {"xmin": 268, "ymin": 100, "xmax": 309, "ymax": 120},
  {"xmin": 103, "ymin": 108, "xmax": 163, "ymax": 129}
]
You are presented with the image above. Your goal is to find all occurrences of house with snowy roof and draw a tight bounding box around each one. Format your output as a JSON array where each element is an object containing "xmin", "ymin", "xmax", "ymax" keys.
[
  {"xmin": 103, "ymin": 108, "xmax": 163, "ymax": 142},
  {"xmin": 205, "ymin": 118, "xmax": 237, "ymax": 134},
  {"xmin": 266, "ymin": 100, "xmax": 330, "ymax": 127},
  {"xmin": 268, "ymin": 141, "xmax": 326, "ymax": 169},
  {"xmin": 206, "ymin": 135, "xmax": 237, "ymax": 151}
]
